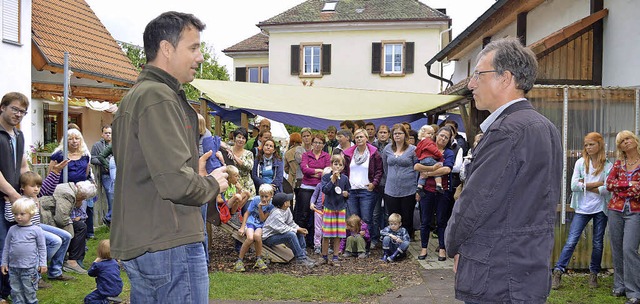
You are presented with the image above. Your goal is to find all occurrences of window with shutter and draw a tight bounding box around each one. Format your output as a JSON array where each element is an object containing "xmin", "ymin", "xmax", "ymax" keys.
[
  {"xmin": 321, "ymin": 44, "xmax": 331, "ymax": 75},
  {"xmin": 290, "ymin": 45, "xmax": 300, "ymax": 75},
  {"xmin": 2, "ymin": 0, "xmax": 21, "ymax": 44},
  {"xmin": 376, "ymin": 41, "xmax": 413, "ymax": 76},
  {"xmin": 371, "ymin": 42, "xmax": 382, "ymax": 74}
]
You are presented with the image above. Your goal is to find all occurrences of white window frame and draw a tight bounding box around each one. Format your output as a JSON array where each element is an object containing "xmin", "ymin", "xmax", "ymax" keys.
[
  {"xmin": 302, "ymin": 45, "xmax": 321, "ymax": 76},
  {"xmin": 383, "ymin": 42, "xmax": 404, "ymax": 75},
  {"xmin": 2, "ymin": 0, "xmax": 21, "ymax": 44},
  {"xmin": 247, "ymin": 65, "xmax": 269, "ymax": 83}
]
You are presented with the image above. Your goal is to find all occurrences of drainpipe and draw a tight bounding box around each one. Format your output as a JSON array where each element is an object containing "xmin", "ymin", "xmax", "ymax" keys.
[{"xmin": 426, "ymin": 27, "xmax": 454, "ymax": 90}]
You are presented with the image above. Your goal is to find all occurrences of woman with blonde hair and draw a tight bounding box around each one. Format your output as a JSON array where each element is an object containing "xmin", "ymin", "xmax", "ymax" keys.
[
  {"xmin": 552, "ymin": 132, "xmax": 612, "ymax": 290},
  {"xmin": 606, "ymin": 130, "xmax": 640, "ymax": 303}
]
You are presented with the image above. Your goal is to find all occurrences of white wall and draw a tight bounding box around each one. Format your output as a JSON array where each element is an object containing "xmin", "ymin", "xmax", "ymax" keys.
[
  {"xmin": 268, "ymin": 26, "xmax": 444, "ymax": 93},
  {"xmin": 602, "ymin": 0, "xmax": 640, "ymax": 87},
  {"xmin": 527, "ymin": 0, "xmax": 590, "ymax": 44},
  {"xmin": 1, "ymin": 0, "xmax": 32, "ymax": 145}
]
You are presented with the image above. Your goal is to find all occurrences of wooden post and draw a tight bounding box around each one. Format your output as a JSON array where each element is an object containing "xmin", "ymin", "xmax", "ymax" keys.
[
  {"xmin": 214, "ymin": 115, "xmax": 222, "ymax": 137},
  {"xmin": 241, "ymin": 112, "xmax": 248, "ymax": 129}
]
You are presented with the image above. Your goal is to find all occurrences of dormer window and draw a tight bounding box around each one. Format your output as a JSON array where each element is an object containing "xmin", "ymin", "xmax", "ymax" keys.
[{"xmin": 322, "ymin": 1, "xmax": 338, "ymax": 12}]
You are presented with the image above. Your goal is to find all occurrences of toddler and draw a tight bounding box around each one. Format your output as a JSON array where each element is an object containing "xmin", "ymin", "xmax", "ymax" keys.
[
  {"xmin": 380, "ymin": 213, "xmax": 411, "ymax": 262},
  {"xmin": 341, "ymin": 214, "xmax": 370, "ymax": 258},
  {"xmin": 309, "ymin": 181, "xmax": 324, "ymax": 254},
  {"xmin": 1, "ymin": 198, "xmax": 47, "ymax": 304},
  {"xmin": 320, "ymin": 154, "xmax": 351, "ymax": 266},
  {"xmin": 84, "ymin": 240, "xmax": 123, "ymax": 304},
  {"xmin": 235, "ymin": 184, "xmax": 275, "ymax": 272},
  {"xmin": 415, "ymin": 125, "xmax": 443, "ymax": 195}
]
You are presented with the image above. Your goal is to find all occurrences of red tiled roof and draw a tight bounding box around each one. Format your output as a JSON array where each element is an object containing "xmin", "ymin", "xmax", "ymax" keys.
[
  {"xmin": 223, "ymin": 33, "xmax": 269, "ymax": 53},
  {"xmin": 32, "ymin": 0, "xmax": 138, "ymax": 86}
]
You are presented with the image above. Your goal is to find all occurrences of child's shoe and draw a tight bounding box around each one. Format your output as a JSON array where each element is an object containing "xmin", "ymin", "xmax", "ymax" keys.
[
  {"xmin": 357, "ymin": 252, "xmax": 367, "ymax": 259},
  {"xmin": 381, "ymin": 254, "xmax": 388, "ymax": 261},
  {"xmin": 254, "ymin": 258, "xmax": 268, "ymax": 270},
  {"xmin": 314, "ymin": 246, "xmax": 321, "ymax": 255},
  {"xmin": 330, "ymin": 256, "xmax": 340, "ymax": 267},
  {"xmin": 328, "ymin": 248, "xmax": 334, "ymax": 255},
  {"xmin": 234, "ymin": 260, "xmax": 245, "ymax": 272},
  {"xmin": 319, "ymin": 255, "xmax": 329, "ymax": 265},
  {"xmin": 343, "ymin": 251, "xmax": 352, "ymax": 258},
  {"xmin": 436, "ymin": 184, "xmax": 444, "ymax": 194},
  {"xmin": 387, "ymin": 249, "xmax": 403, "ymax": 262}
]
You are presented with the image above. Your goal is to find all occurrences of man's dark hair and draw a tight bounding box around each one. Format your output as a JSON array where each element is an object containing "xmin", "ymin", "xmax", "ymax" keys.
[
  {"xmin": 143, "ymin": 11, "xmax": 206, "ymax": 62},
  {"xmin": 1, "ymin": 92, "xmax": 29, "ymax": 109},
  {"xmin": 353, "ymin": 120, "xmax": 366, "ymax": 129},
  {"xmin": 478, "ymin": 37, "xmax": 538, "ymax": 94},
  {"xmin": 340, "ymin": 120, "xmax": 355, "ymax": 132},
  {"xmin": 102, "ymin": 124, "xmax": 112, "ymax": 132}
]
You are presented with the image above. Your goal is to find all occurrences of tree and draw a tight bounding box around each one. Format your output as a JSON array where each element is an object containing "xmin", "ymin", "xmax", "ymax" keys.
[{"xmin": 120, "ymin": 41, "xmax": 229, "ymax": 100}]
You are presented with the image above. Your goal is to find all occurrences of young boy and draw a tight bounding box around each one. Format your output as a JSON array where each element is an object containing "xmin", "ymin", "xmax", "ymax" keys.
[
  {"xmin": 380, "ymin": 213, "xmax": 411, "ymax": 263},
  {"xmin": 235, "ymin": 184, "xmax": 275, "ymax": 272},
  {"xmin": 1, "ymin": 198, "xmax": 47, "ymax": 304},
  {"xmin": 262, "ymin": 193, "xmax": 316, "ymax": 268},
  {"xmin": 415, "ymin": 125, "xmax": 444, "ymax": 195}
]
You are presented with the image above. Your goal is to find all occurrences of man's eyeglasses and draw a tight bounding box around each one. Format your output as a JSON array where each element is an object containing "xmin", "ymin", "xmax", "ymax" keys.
[
  {"xmin": 471, "ymin": 70, "xmax": 499, "ymax": 81},
  {"xmin": 8, "ymin": 106, "xmax": 28, "ymax": 116}
]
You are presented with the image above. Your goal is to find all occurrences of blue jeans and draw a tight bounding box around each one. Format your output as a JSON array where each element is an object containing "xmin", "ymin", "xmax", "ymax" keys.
[
  {"xmin": 201, "ymin": 203, "xmax": 209, "ymax": 264},
  {"xmin": 84, "ymin": 289, "xmax": 110, "ymax": 304},
  {"xmin": 101, "ymin": 174, "xmax": 114, "ymax": 222},
  {"xmin": 9, "ymin": 267, "xmax": 38, "ymax": 304},
  {"xmin": 41, "ymin": 224, "xmax": 71, "ymax": 277},
  {"xmin": 382, "ymin": 235, "xmax": 410, "ymax": 253},
  {"xmin": 122, "ymin": 242, "xmax": 209, "ymax": 304},
  {"xmin": 418, "ymin": 190, "xmax": 451, "ymax": 249},
  {"xmin": 609, "ymin": 207, "xmax": 640, "ymax": 299},
  {"xmin": 347, "ymin": 189, "xmax": 375, "ymax": 225},
  {"xmin": 371, "ymin": 190, "xmax": 385, "ymax": 245},
  {"xmin": 554, "ymin": 211, "xmax": 607, "ymax": 274},
  {"xmin": 263, "ymin": 232, "xmax": 307, "ymax": 259}
]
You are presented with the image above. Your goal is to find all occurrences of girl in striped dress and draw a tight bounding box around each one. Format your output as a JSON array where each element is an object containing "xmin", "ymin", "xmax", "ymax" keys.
[{"xmin": 320, "ymin": 154, "xmax": 351, "ymax": 266}]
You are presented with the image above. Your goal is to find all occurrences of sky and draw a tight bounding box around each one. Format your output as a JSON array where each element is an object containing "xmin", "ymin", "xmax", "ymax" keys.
[{"xmin": 86, "ymin": 0, "xmax": 496, "ymax": 77}]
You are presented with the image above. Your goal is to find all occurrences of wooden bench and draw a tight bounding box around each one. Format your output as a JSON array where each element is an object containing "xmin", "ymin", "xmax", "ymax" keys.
[{"xmin": 216, "ymin": 221, "xmax": 295, "ymax": 263}]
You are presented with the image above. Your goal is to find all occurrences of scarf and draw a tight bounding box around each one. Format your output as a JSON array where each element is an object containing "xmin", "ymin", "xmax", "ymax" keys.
[{"xmin": 353, "ymin": 147, "xmax": 369, "ymax": 165}]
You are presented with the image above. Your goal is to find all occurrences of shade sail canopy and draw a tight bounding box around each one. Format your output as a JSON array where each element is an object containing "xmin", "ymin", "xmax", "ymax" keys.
[{"xmin": 191, "ymin": 79, "xmax": 464, "ymax": 129}]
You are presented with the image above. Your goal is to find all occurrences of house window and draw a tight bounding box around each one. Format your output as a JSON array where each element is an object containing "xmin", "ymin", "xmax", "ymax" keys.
[
  {"xmin": 2, "ymin": 0, "xmax": 20, "ymax": 44},
  {"xmin": 248, "ymin": 67, "xmax": 260, "ymax": 83},
  {"xmin": 43, "ymin": 110, "xmax": 82, "ymax": 144},
  {"xmin": 261, "ymin": 67, "xmax": 269, "ymax": 84},
  {"xmin": 384, "ymin": 43, "xmax": 403, "ymax": 74},
  {"xmin": 371, "ymin": 41, "xmax": 414, "ymax": 76},
  {"xmin": 303, "ymin": 45, "xmax": 321, "ymax": 75},
  {"xmin": 235, "ymin": 66, "xmax": 268, "ymax": 83}
]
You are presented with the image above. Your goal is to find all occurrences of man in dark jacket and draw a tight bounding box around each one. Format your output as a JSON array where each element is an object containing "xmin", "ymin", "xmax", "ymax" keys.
[
  {"xmin": 111, "ymin": 12, "xmax": 227, "ymax": 303},
  {"xmin": 445, "ymin": 37, "xmax": 562, "ymax": 303},
  {"xmin": 89, "ymin": 125, "xmax": 112, "ymax": 234}
]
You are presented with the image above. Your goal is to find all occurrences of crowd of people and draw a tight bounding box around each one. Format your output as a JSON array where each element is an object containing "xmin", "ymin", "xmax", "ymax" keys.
[{"xmin": 1, "ymin": 11, "xmax": 639, "ymax": 304}]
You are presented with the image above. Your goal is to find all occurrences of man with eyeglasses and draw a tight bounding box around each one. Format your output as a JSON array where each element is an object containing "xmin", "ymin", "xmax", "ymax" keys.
[
  {"xmin": 0, "ymin": 92, "xmax": 31, "ymax": 302},
  {"xmin": 445, "ymin": 37, "xmax": 562, "ymax": 304}
]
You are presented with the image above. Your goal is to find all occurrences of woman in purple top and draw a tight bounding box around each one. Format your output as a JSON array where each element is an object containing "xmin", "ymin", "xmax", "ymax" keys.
[
  {"xmin": 48, "ymin": 128, "xmax": 91, "ymax": 184},
  {"xmin": 294, "ymin": 134, "xmax": 330, "ymax": 247}
]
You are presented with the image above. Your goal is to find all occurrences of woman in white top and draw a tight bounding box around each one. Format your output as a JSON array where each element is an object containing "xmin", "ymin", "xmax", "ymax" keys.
[{"xmin": 552, "ymin": 132, "xmax": 612, "ymax": 289}]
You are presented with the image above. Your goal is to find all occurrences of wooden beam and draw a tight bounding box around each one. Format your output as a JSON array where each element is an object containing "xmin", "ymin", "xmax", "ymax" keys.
[{"xmin": 32, "ymin": 82, "xmax": 128, "ymax": 102}]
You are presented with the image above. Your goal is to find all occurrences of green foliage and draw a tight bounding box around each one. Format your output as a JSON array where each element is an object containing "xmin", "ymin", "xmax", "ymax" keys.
[
  {"xmin": 185, "ymin": 42, "xmax": 229, "ymax": 101},
  {"xmin": 548, "ymin": 272, "xmax": 618, "ymax": 304},
  {"xmin": 209, "ymin": 272, "xmax": 392, "ymax": 302},
  {"xmin": 120, "ymin": 42, "xmax": 145, "ymax": 72}
]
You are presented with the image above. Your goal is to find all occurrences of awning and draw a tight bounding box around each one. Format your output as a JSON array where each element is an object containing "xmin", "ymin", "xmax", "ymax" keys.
[{"xmin": 191, "ymin": 79, "xmax": 464, "ymax": 129}]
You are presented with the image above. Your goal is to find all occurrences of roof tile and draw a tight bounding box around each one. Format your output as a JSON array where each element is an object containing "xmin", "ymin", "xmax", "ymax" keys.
[
  {"xmin": 223, "ymin": 33, "xmax": 269, "ymax": 53},
  {"xmin": 32, "ymin": 0, "xmax": 138, "ymax": 85}
]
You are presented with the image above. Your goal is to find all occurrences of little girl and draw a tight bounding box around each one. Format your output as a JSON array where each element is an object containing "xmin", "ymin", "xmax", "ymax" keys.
[
  {"xmin": 320, "ymin": 154, "xmax": 351, "ymax": 266},
  {"xmin": 85, "ymin": 240, "xmax": 123, "ymax": 304},
  {"xmin": 309, "ymin": 181, "xmax": 324, "ymax": 254},
  {"xmin": 1, "ymin": 198, "xmax": 47, "ymax": 304},
  {"xmin": 341, "ymin": 214, "xmax": 370, "ymax": 258},
  {"xmin": 235, "ymin": 184, "xmax": 275, "ymax": 272}
]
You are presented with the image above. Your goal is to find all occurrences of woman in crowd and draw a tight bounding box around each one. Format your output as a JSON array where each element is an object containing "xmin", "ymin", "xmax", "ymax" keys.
[
  {"xmin": 606, "ymin": 130, "xmax": 640, "ymax": 303},
  {"xmin": 381, "ymin": 124, "xmax": 418, "ymax": 239},
  {"xmin": 284, "ymin": 132, "xmax": 304, "ymax": 194},
  {"xmin": 229, "ymin": 128, "xmax": 256, "ymax": 198},
  {"xmin": 371, "ymin": 124, "xmax": 390, "ymax": 248},
  {"xmin": 552, "ymin": 132, "xmax": 612, "ymax": 289},
  {"xmin": 343, "ymin": 129, "xmax": 383, "ymax": 229},
  {"xmin": 48, "ymin": 128, "xmax": 94, "ymax": 238},
  {"xmin": 415, "ymin": 126, "xmax": 454, "ymax": 261},
  {"xmin": 296, "ymin": 134, "xmax": 331, "ymax": 246},
  {"xmin": 252, "ymin": 138, "xmax": 284, "ymax": 193},
  {"xmin": 301, "ymin": 127, "xmax": 313, "ymax": 152}
]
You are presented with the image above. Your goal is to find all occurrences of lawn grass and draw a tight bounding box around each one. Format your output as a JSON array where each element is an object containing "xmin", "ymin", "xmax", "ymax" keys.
[
  {"xmin": 548, "ymin": 272, "xmax": 625, "ymax": 304},
  {"xmin": 37, "ymin": 226, "xmax": 392, "ymax": 303}
]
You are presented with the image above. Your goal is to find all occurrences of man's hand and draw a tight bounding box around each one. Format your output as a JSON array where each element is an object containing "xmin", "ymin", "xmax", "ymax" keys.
[
  {"xmin": 199, "ymin": 151, "xmax": 213, "ymax": 176},
  {"xmin": 209, "ymin": 166, "xmax": 228, "ymax": 193},
  {"xmin": 50, "ymin": 159, "xmax": 70, "ymax": 175},
  {"xmin": 453, "ymin": 254, "xmax": 459, "ymax": 273},
  {"xmin": 0, "ymin": 266, "xmax": 6, "ymax": 275}
]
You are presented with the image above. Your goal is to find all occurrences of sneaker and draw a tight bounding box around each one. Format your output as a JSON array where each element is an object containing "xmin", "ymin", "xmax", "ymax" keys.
[
  {"xmin": 48, "ymin": 274, "xmax": 75, "ymax": 281},
  {"xmin": 328, "ymin": 248, "xmax": 334, "ymax": 255},
  {"xmin": 381, "ymin": 254, "xmax": 388, "ymax": 261},
  {"xmin": 342, "ymin": 251, "xmax": 352, "ymax": 258},
  {"xmin": 613, "ymin": 289, "xmax": 626, "ymax": 297},
  {"xmin": 229, "ymin": 213, "xmax": 242, "ymax": 227},
  {"xmin": 318, "ymin": 257, "xmax": 329, "ymax": 265},
  {"xmin": 314, "ymin": 246, "xmax": 321, "ymax": 255},
  {"xmin": 102, "ymin": 216, "xmax": 111, "ymax": 228},
  {"xmin": 38, "ymin": 278, "xmax": 52, "ymax": 289},
  {"xmin": 86, "ymin": 234, "xmax": 95, "ymax": 239},
  {"xmin": 589, "ymin": 272, "xmax": 598, "ymax": 288},
  {"xmin": 63, "ymin": 262, "xmax": 87, "ymax": 274},
  {"xmin": 370, "ymin": 242, "xmax": 377, "ymax": 250},
  {"xmin": 294, "ymin": 257, "xmax": 316, "ymax": 268},
  {"xmin": 357, "ymin": 252, "xmax": 367, "ymax": 259},
  {"xmin": 331, "ymin": 257, "xmax": 340, "ymax": 267},
  {"xmin": 254, "ymin": 258, "xmax": 268, "ymax": 270},
  {"xmin": 435, "ymin": 184, "xmax": 445, "ymax": 194},
  {"xmin": 234, "ymin": 260, "xmax": 245, "ymax": 272},
  {"xmin": 626, "ymin": 298, "xmax": 640, "ymax": 304},
  {"xmin": 551, "ymin": 269, "xmax": 562, "ymax": 290}
]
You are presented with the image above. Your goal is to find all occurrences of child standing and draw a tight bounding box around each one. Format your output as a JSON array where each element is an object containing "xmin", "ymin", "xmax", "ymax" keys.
[
  {"xmin": 1, "ymin": 198, "xmax": 47, "ymax": 304},
  {"xmin": 84, "ymin": 240, "xmax": 123, "ymax": 304},
  {"xmin": 235, "ymin": 184, "xmax": 275, "ymax": 272},
  {"xmin": 341, "ymin": 214, "xmax": 370, "ymax": 258},
  {"xmin": 309, "ymin": 181, "xmax": 324, "ymax": 254},
  {"xmin": 415, "ymin": 125, "xmax": 444, "ymax": 195},
  {"xmin": 380, "ymin": 213, "xmax": 411, "ymax": 262},
  {"xmin": 320, "ymin": 154, "xmax": 351, "ymax": 266}
]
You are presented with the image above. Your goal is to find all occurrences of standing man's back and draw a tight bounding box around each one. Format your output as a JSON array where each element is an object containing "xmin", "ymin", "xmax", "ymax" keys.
[
  {"xmin": 445, "ymin": 37, "xmax": 562, "ymax": 303},
  {"xmin": 111, "ymin": 11, "xmax": 227, "ymax": 304}
]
